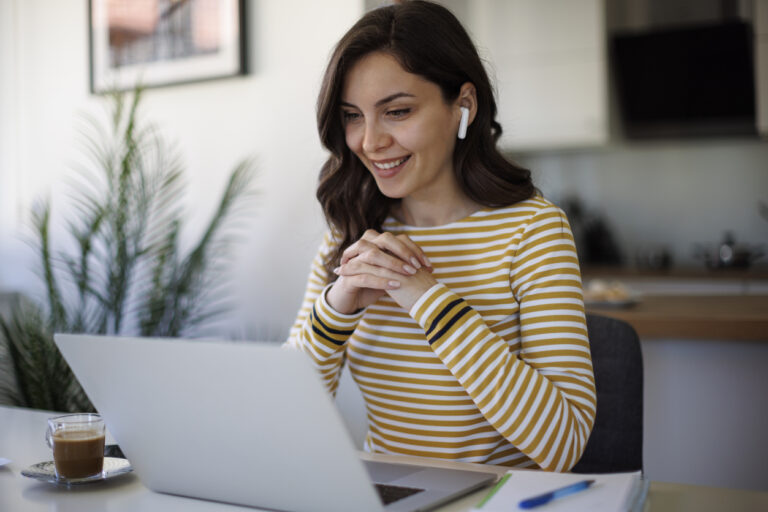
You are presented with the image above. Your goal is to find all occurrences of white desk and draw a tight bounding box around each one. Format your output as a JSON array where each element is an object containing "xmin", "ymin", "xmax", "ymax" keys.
[{"xmin": 2, "ymin": 405, "xmax": 767, "ymax": 512}]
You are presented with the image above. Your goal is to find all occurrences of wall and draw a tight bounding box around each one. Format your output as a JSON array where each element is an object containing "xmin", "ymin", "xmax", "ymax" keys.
[{"xmin": 0, "ymin": 0, "xmax": 22, "ymax": 289}]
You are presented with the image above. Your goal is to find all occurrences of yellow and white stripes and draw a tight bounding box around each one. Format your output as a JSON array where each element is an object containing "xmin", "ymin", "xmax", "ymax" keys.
[{"xmin": 285, "ymin": 197, "xmax": 596, "ymax": 471}]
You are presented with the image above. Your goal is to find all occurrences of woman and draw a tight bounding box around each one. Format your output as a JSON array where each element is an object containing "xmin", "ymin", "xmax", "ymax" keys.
[{"xmin": 286, "ymin": 1, "xmax": 595, "ymax": 472}]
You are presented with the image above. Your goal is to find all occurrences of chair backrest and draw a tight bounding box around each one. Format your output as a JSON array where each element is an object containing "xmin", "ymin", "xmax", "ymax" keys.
[{"xmin": 571, "ymin": 313, "xmax": 644, "ymax": 473}]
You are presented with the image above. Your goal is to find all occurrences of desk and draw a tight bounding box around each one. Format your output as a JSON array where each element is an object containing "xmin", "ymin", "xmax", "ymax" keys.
[{"xmin": 2, "ymin": 405, "xmax": 767, "ymax": 511}]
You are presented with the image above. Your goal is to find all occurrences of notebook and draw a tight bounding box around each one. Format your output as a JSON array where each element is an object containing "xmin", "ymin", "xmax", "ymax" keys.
[
  {"xmin": 54, "ymin": 334, "xmax": 496, "ymax": 512},
  {"xmin": 472, "ymin": 469, "xmax": 647, "ymax": 512}
]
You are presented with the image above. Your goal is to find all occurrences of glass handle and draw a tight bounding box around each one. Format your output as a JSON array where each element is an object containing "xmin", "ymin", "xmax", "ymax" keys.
[{"xmin": 45, "ymin": 424, "xmax": 54, "ymax": 449}]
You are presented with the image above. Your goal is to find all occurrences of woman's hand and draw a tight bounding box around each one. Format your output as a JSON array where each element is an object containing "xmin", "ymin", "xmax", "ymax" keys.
[
  {"xmin": 326, "ymin": 230, "xmax": 432, "ymax": 314},
  {"xmin": 385, "ymin": 267, "xmax": 439, "ymax": 312}
]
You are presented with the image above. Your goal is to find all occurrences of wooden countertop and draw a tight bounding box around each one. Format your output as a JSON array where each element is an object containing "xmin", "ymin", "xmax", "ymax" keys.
[
  {"xmin": 587, "ymin": 295, "xmax": 768, "ymax": 341},
  {"xmin": 583, "ymin": 265, "xmax": 768, "ymax": 280}
]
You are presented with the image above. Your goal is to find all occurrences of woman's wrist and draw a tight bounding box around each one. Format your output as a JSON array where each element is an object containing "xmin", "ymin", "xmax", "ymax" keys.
[
  {"xmin": 325, "ymin": 281, "xmax": 356, "ymax": 315},
  {"xmin": 387, "ymin": 269, "xmax": 437, "ymax": 312}
]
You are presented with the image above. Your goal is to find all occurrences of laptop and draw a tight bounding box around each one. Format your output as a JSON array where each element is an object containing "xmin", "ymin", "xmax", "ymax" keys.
[{"xmin": 54, "ymin": 334, "xmax": 497, "ymax": 512}]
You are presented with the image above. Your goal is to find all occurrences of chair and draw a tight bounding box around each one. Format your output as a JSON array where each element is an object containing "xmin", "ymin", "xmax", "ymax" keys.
[{"xmin": 571, "ymin": 313, "xmax": 644, "ymax": 474}]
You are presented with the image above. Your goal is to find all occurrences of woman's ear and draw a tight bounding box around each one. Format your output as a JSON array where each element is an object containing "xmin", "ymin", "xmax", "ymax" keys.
[{"xmin": 456, "ymin": 82, "xmax": 478, "ymax": 130}]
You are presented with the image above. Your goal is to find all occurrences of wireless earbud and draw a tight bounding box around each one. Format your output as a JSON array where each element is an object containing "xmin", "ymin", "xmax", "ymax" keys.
[{"xmin": 457, "ymin": 106, "xmax": 469, "ymax": 140}]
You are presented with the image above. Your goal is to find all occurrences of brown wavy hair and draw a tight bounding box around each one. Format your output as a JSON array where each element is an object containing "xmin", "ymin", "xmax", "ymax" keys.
[{"xmin": 316, "ymin": 0, "xmax": 535, "ymax": 274}]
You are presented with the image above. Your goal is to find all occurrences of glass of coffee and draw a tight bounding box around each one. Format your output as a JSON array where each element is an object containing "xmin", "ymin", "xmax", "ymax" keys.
[{"xmin": 45, "ymin": 413, "xmax": 105, "ymax": 479}]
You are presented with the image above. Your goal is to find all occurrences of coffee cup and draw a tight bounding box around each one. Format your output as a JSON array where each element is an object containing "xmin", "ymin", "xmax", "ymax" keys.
[{"xmin": 45, "ymin": 413, "xmax": 105, "ymax": 479}]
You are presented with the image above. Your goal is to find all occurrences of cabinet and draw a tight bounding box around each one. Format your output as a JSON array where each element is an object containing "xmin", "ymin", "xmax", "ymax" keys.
[
  {"xmin": 470, "ymin": 0, "xmax": 608, "ymax": 150},
  {"xmin": 757, "ymin": 0, "xmax": 768, "ymax": 136}
]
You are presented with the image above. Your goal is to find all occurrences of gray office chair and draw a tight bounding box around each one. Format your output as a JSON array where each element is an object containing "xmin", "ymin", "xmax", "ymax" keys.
[{"xmin": 571, "ymin": 313, "xmax": 644, "ymax": 473}]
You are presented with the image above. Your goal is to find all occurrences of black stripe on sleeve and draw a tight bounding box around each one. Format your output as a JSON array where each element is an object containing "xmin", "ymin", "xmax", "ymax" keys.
[
  {"xmin": 428, "ymin": 306, "xmax": 472, "ymax": 345},
  {"xmin": 309, "ymin": 310, "xmax": 347, "ymax": 346},
  {"xmin": 426, "ymin": 298, "xmax": 464, "ymax": 337},
  {"xmin": 311, "ymin": 322, "xmax": 346, "ymax": 346},
  {"xmin": 312, "ymin": 304, "xmax": 355, "ymax": 336}
]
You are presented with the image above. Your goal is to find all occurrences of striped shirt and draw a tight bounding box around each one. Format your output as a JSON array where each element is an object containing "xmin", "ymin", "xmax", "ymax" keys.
[{"xmin": 285, "ymin": 197, "xmax": 596, "ymax": 471}]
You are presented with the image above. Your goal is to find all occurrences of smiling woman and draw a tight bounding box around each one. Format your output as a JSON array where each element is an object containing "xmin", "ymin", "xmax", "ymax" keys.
[{"xmin": 284, "ymin": 0, "xmax": 595, "ymax": 472}]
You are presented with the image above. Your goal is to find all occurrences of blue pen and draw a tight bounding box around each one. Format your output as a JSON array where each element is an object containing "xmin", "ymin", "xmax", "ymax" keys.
[{"xmin": 518, "ymin": 479, "xmax": 595, "ymax": 509}]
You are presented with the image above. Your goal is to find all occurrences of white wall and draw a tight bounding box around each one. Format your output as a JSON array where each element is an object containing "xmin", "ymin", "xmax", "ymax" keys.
[
  {"xmin": 0, "ymin": 0, "xmax": 361, "ymax": 341},
  {"xmin": 0, "ymin": 0, "xmax": 23, "ymax": 289}
]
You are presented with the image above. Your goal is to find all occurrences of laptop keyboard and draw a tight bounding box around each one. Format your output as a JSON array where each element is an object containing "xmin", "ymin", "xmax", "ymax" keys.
[{"xmin": 375, "ymin": 484, "xmax": 425, "ymax": 505}]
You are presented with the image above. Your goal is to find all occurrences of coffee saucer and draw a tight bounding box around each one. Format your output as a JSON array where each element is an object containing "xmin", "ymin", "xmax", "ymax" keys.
[{"xmin": 21, "ymin": 457, "xmax": 132, "ymax": 485}]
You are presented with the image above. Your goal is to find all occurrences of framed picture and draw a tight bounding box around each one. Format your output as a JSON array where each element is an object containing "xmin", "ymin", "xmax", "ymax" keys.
[{"xmin": 88, "ymin": 0, "xmax": 247, "ymax": 93}]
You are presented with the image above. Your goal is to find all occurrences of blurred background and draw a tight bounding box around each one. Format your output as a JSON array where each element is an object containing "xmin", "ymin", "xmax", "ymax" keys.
[
  {"xmin": 1, "ymin": 0, "xmax": 767, "ymax": 494},
  {"xmin": 1, "ymin": 0, "xmax": 767, "ymax": 339}
]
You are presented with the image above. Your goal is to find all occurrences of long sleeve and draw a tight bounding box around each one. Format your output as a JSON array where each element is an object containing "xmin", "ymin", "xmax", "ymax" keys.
[
  {"xmin": 284, "ymin": 232, "xmax": 364, "ymax": 394},
  {"xmin": 408, "ymin": 204, "xmax": 595, "ymax": 471}
]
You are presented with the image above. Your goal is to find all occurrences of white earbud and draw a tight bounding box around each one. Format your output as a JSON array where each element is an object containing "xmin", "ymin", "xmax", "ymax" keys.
[{"xmin": 457, "ymin": 106, "xmax": 469, "ymax": 140}]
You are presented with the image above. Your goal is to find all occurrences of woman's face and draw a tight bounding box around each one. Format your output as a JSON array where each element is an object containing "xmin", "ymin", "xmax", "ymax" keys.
[{"xmin": 340, "ymin": 51, "xmax": 462, "ymax": 201}]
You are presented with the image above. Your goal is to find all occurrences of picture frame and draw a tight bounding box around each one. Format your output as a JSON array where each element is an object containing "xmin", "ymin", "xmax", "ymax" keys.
[{"xmin": 88, "ymin": 0, "xmax": 247, "ymax": 93}]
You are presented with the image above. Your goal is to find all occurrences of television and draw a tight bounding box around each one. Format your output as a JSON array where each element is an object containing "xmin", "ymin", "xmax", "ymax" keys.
[{"xmin": 611, "ymin": 21, "xmax": 756, "ymax": 138}]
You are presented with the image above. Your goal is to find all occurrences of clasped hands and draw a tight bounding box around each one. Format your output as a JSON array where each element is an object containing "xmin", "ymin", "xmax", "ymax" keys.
[{"xmin": 326, "ymin": 229, "xmax": 436, "ymax": 314}]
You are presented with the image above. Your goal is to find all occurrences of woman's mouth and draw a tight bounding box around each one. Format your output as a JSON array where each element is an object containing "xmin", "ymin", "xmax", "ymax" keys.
[{"xmin": 371, "ymin": 156, "xmax": 411, "ymax": 178}]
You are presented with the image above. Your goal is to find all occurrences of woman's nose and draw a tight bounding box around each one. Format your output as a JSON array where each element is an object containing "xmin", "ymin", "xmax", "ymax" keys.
[{"xmin": 362, "ymin": 120, "xmax": 391, "ymax": 154}]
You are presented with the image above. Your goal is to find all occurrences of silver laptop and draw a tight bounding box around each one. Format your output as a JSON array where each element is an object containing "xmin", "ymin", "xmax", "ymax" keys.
[{"xmin": 54, "ymin": 334, "xmax": 496, "ymax": 512}]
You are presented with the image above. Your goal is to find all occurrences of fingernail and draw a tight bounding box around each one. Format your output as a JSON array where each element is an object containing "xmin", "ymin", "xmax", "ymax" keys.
[
  {"xmin": 424, "ymin": 256, "xmax": 432, "ymax": 266},
  {"xmin": 403, "ymin": 264, "xmax": 417, "ymax": 274},
  {"xmin": 388, "ymin": 280, "xmax": 400, "ymax": 289},
  {"xmin": 333, "ymin": 267, "xmax": 340, "ymax": 275},
  {"xmin": 410, "ymin": 258, "xmax": 421, "ymax": 269}
]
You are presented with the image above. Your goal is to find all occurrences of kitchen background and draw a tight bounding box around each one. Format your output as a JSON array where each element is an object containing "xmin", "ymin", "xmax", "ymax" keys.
[{"xmin": 1, "ymin": 0, "xmax": 767, "ymax": 493}]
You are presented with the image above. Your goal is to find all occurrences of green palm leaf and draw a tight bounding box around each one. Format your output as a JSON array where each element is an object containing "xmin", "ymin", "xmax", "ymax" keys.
[{"xmin": 0, "ymin": 87, "xmax": 256, "ymax": 411}]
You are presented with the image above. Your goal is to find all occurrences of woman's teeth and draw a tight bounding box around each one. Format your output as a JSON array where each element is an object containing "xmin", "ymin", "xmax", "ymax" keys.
[{"xmin": 374, "ymin": 156, "xmax": 408, "ymax": 170}]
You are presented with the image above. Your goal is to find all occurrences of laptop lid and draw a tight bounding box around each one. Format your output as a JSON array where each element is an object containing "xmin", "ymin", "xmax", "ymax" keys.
[{"xmin": 54, "ymin": 334, "xmax": 495, "ymax": 512}]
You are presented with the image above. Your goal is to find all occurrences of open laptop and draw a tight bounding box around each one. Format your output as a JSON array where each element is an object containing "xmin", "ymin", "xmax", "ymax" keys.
[{"xmin": 54, "ymin": 334, "xmax": 496, "ymax": 512}]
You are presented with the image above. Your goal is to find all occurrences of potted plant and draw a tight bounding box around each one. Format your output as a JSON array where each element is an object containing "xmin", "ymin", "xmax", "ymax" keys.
[{"xmin": 0, "ymin": 88, "xmax": 256, "ymax": 411}]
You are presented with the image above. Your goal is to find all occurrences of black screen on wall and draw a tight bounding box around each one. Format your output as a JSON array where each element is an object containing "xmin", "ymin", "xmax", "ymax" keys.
[{"xmin": 612, "ymin": 21, "xmax": 756, "ymax": 138}]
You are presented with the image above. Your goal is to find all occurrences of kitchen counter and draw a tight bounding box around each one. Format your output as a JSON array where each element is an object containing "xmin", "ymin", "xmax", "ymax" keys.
[
  {"xmin": 583, "ymin": 265, "xmax": 768, "ymax": 280},
  {"xmin": 582, "ymin": 265, "xmax": 768, "ymax": 340},
  {"xmin": 587, "ymin": 294, "xmax": 768, "ymax": 341}
]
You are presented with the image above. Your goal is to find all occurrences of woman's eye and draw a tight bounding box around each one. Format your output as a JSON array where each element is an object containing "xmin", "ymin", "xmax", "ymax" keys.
[
  {"xmin": 387, "ymin": 108, "xmax": 411, "ymax": 118},
  {"xmin": 342, "ymin": 111, "xmax": 361, "ymax": 122}
]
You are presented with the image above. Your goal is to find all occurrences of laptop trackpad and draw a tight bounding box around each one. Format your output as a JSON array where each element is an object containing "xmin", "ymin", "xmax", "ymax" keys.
[{"xmin": 365, "ymin": 461, "xmax": 422, "ymax": 484}]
